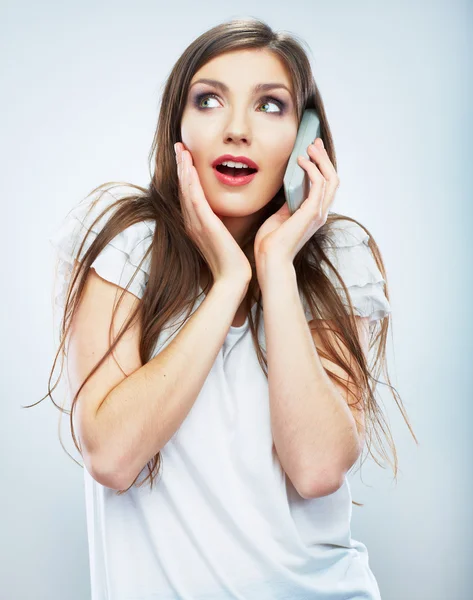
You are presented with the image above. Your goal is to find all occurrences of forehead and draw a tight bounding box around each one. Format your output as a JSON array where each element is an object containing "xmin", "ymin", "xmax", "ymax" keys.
[{"xmin": 190, "ymin": 49, "xmax": 293, "ymax": 93}]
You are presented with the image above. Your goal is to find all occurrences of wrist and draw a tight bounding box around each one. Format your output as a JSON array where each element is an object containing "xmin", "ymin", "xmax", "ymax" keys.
[
  {"xmin": 257, "ymin": 259, "xmax": 296, "ymax": 295},
  {"xmin": 214, "ymin": 273, "xmax": 251, "ymax": 299}
]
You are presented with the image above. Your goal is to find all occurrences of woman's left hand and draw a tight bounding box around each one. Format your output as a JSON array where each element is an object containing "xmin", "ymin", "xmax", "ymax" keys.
[{"xmin": 253, "ymin": 137, "xmax": 340, "ymax": 275}]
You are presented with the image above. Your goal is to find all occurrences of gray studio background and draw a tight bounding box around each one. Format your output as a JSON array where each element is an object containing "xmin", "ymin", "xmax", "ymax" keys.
[{"xmin": 2, "ymin": 1, "xmax": 471, "ymax": 598}]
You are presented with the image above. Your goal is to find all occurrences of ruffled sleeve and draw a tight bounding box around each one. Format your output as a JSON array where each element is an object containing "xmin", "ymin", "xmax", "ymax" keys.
[
  {"xmin": 48, "ymin": 190, "xmax": 155, "ymax": 310},
  {"xmin": 304, "ymin": 219, "xmax": 392, "ymax": 324}
]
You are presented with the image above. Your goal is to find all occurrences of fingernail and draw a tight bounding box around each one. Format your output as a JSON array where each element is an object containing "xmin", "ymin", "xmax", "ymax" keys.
[
  {"xmin": 317, "ymin": 138, "xmax": 324, "ymax": 148},
  {"xmin": 174, "ymin": 143, "xmax": 178, "ymax": 155}
]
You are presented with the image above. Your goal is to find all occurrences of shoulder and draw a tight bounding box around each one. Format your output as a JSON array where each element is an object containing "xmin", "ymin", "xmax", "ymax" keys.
[
  {"xmin": 49, "ymin": 189, "xmax": 155, "ymax": 254},
  {"xmin": 49, "ymin": 189, "xmax": 156, "ymax": 300},
  {"xmin": 316, "ymin": 216, "xmax": 391, "ymax": 324},
  {"xmin": 319, "ymin": 217, "xmax": 381, "ymax": 285},
  {"xmin": 322, "ymin": 217, "xmax": 370, "ymax": 253}
]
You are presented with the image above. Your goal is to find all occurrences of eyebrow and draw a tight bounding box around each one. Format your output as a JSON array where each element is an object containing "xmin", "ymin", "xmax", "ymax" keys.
[{"xmin": 189, "ymin": 78, "xmax": 293, "ymax": 97}]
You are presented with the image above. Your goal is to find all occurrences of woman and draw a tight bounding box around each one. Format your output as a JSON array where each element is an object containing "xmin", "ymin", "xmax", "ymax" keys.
[{"xmin": 36, "ymin": 17, "xmax": 417, "ymax": 600}]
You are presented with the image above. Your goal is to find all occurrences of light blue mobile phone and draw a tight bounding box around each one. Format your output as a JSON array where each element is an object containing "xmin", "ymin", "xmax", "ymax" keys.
[{"xmin": 283, "ymin": 109, "xmax": 321, "ymax": 215}]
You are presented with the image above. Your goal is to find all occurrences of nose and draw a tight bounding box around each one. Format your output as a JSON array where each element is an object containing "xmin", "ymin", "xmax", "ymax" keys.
[
  {"xmin": 224, "ymin": 130, "xmax": 250, "ymax": 145},
  {"xmin": 223, "ymin": 110, "xmax": 252, "ymax": 145}
]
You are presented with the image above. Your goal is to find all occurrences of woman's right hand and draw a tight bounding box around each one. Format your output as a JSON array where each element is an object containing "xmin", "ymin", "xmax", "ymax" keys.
[{"xmin": 175, "ymin": 142, "xmax": 252, "ymax": 286}]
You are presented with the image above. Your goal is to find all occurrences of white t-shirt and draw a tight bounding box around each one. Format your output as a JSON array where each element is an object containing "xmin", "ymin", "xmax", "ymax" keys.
[{"xmin": 49, "ymin": 191, "xmax": 390, "ymax": 600}]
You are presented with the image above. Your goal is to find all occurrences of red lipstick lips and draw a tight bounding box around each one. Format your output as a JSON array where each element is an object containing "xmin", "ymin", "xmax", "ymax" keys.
[
  {"xmin": 211, "ymin": 154, "xmax": 259, "ymax": 187},
  {"xmin": 211, "ymin": 154, "xmax": 259, "ymax": 170}
]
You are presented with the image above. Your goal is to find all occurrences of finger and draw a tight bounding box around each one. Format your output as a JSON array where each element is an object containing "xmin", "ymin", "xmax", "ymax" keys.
[
  {"xmin": 177, "ymin": 149, "xmax": 194, "ymax": 229},
  {"xmin": 270, "ymin": 156, "xmax": 325, "ymax": 253},
  {"xmin": 177, "ymin": 148, "xmax": 186, "ymax": 204},
  {"xmin": 307, "ymin": 141, "xmax": 339, "ymax": 214},
  {"xmin": 175, "ymin": 142, "xmax": 184, "ymax": 181},
  {"xmin": 179, "ymin": 149, "xmax": 217, "ymax": 232},
  {"xmin": 296, "ymin": 155, "xmax": 326, "ymax": 220}
]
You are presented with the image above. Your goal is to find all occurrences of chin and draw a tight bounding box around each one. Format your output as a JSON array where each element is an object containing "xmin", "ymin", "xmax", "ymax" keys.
[{"xmin": 210, "ymin": 202, "xmax": 261, "ymax": 218}]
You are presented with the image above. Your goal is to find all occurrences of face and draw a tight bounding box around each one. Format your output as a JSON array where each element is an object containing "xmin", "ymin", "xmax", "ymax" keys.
[{"xmin": 180, "ymin": 48, "xmax": 299, "ymax": 244}]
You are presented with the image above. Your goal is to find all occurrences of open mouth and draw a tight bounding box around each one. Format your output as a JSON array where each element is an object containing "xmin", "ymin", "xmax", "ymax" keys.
[{"xmin": 215, "ymin": 165, "xmax": 258, "ymax": 177}]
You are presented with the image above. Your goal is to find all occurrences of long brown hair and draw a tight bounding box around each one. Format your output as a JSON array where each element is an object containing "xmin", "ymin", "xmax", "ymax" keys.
[{"xmin": 26, "ymin": 17, "xmax": 417, "ymax": 504}]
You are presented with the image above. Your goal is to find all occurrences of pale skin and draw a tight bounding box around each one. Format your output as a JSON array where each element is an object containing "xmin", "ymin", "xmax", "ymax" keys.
[
  {"xmin": 180, "ymin": 48, "xmax": 298, "ymax": 324},
  {"xmin": 176, "ymin": 48, "xmax": 369, "ymax": 499}
]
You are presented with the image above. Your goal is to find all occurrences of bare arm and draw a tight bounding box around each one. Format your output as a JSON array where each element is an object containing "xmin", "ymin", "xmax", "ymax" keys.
[
  {"xmin": 99, "ymin": 277, "xmax": 249, "ymax": 489},
  {"xmin": 261, "ymin": 262, "xmax": 362, "ymax": 500},
  {"xmin": 71, "ymin": 269, "xmax": 249, "ymax": 491}
]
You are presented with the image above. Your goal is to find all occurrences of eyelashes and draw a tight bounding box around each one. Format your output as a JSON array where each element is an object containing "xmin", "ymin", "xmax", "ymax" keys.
[{"xmin": 192, "ymin": 92, "xmax": 287, "ymax": 115}]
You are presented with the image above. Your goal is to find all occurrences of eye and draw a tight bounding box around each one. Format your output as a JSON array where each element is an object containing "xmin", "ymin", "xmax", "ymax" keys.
[
  {"xmin": 193, "ymin": 93, "xmax": 286, "ymax": 115},
  {"xmin": 259, "ymin": 96, "xmax": 285, "ymax": 114},
  {"xmin": 195, "ymin": 93, "xmax": 220, "ymax": 109}
]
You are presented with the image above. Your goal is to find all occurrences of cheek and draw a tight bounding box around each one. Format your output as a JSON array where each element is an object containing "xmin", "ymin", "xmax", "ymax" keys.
[
  {"xmin": 180, "ymin": 113, "xmax": 208, "ymax": 154},
  {"xmin": 267, "ymin": 127, "xmax": 298, "ymax": 171},
  {"xmin": 180, "ymin": 129, "xmax": 215, "ymax": 174},
  {"xmin": 270, "ymin": 144, "xmax": 297, "ymax": 180}
]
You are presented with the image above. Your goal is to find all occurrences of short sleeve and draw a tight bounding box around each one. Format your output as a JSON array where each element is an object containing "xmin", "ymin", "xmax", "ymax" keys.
[
  {"xmin": 48, "ymin": 190, "xmax": 155, "ymax": 307},
  {"xmin": 304, "ymin": 219, "xmax": 392, "ymax": 324}
]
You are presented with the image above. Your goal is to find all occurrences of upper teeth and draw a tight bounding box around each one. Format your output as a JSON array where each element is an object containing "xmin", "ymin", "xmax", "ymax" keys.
[{"xmin": 219, "ymin": 160, "xmax": 252, "ymax": 168}]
